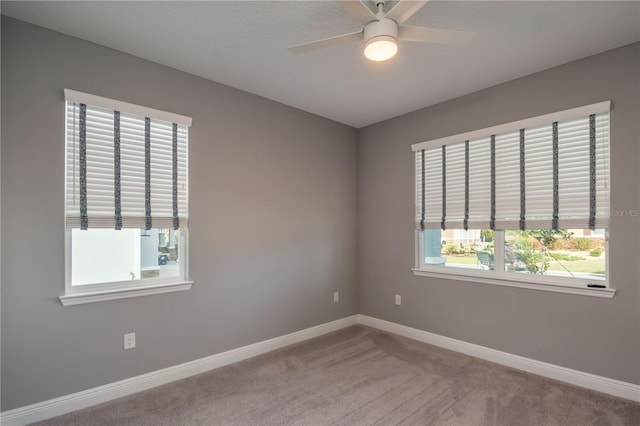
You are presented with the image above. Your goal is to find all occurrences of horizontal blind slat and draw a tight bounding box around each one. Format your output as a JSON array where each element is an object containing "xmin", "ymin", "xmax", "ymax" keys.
[
  {"xmin": 66, "ymin": 100, "xmax": 189, "ymax": 229},
  {"xmin": 415, "ymin": 110, "xmax": 609, "ymax": 230}
]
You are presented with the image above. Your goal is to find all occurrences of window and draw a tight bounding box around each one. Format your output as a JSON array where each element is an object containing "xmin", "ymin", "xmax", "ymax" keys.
[
  {"xmin": 425, "ymin": 228, "xmax": 607, "ymax": 279},
  {"xmin": 61, "ymin": 90, "xmax": 192, "ymax": 305},
  {"xmin": 412, "ymin": 102, "xmax": 613, "ymax": 297}
]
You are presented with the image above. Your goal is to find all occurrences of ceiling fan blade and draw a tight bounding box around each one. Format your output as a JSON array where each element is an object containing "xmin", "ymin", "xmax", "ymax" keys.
[
  {"xmin": 398, "ymin": 25, "xmax": 475, "ymax": 45},
  {"xmin": 384, "ymin": 0, "xmax": 430, "ymax": 25},
  {"xmin": 288, "ymin": 31, "xmax": 362, "ymax": 55},
  {"xmin": 337, "ymin": 0, "xmax": 377, "ymax": 24}
]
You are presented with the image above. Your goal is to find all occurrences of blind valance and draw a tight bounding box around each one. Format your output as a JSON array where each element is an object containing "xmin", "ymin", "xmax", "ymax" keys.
[
  {"xmin": 413, "ymin": 102, "xmax": 610, "ymax": 231},
  {"xmin": 65, "ymin": 90, "xmax": 190, "ymax": 230}
]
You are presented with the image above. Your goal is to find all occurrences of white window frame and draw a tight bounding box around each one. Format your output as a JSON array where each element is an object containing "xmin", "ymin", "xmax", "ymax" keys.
[
  {"xmin": 411, "ymin": 102, "xmax": 614, "ymax": 298},
  {"xmin": 60, "ymin": 229, "xmax": 192, "ymax": 306},
  {"xmin": 60, "ymin": 90, "xmax": 193, "ymax": 306},
  {"xmin": 413, "ymin": 229, "xmax": 613, "ymax": 298}
]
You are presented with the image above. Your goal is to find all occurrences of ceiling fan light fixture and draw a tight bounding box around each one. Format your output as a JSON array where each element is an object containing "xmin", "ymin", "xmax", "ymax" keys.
[
  {"xmin": 363, "ymin": 17, "xmax": 399, "ymax": 62},
  {"xmin": 364, "ymin": 35, "xmax": 398, "ymax": 61},
  {"xmin": 289, "ymin": 1, "xmax": 475, "ymax": 62}
]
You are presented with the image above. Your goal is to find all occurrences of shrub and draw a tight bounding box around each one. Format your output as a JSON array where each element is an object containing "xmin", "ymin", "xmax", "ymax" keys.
[
  {"xmin": 524, "ymin": 236, "xmax": 542, "ymax": 250},
  {"xmin": 444, "ymin": 244, "xmax": 460, "ymax": 255},
  {"xmin": 589, "ymin": 248, "xmax": 604, "ymax": 257},
  {"xmin": 515, "ymin": 247, "xmax": 548, "ymax": 274},
  {"xmin": 547, "ymin": 239, "xmax": 566, "ymax": 250},
  {"xmin": 570, "ymin": 238, "xmax": 593, "ymax": 251},
  {"xmin": 548, "ymin": 252, "xmax": 584, "ymax": 261}
]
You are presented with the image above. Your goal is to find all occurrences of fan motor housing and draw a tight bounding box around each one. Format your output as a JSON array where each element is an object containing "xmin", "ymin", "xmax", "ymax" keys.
[{"xmin": 364, "ymin": 18, "xmax": 398, "ymax": 43}]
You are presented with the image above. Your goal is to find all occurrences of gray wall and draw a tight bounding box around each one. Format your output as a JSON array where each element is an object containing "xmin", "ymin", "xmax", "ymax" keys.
[
  {"xmin": 2, "ymin": 14, "xmax": 639, "ymax": 413},
  {"xmin": 1, "ymin": 17, "xmax": 358, "ymax": 411},
  {"xmin": 358, "ymin": 42, "xmax": 640, "ymax": 385}
]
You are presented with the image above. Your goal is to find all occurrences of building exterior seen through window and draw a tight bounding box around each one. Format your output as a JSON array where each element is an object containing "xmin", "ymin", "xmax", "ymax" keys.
[{"xmin": 71, "ymin": 228, "xmax": 181, "ymax": 286}]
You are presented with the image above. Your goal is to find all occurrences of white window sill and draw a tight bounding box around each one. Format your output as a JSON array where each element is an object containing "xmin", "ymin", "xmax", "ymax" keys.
[
  {"xmin": 59, "ymin": 281, "xmax": 193, "ymax": 306},
  {"xmin": 411, "ymin": 268, "xmax": 615, "ymax": 298}
]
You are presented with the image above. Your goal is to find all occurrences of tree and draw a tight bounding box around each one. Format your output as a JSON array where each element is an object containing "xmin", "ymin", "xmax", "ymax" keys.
[
  {"xmin": 517, "ymin": 244, "xmax": 543, "ymax": 274},
  {"xmin": 525, "ymin": 229, "xmax": 573, "ymax": 248},
  {"xmin": 517, "ymin": 229, "xmax": 573, "ymax": 274},
  {"xmin": 481, "ymin": 229, "xmax": 494, "ymax": 243}
]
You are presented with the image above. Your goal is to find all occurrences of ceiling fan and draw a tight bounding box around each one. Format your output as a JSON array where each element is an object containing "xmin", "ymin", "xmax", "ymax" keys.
[{"xmin": 288, "ymin": 0, "xmax": 475, "ymax": 62}]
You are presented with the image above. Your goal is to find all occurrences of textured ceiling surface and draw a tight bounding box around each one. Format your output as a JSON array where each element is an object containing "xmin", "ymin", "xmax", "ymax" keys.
[{"xmin": 2, "ymin": 1, "xmax": 639, "ymax": 128}]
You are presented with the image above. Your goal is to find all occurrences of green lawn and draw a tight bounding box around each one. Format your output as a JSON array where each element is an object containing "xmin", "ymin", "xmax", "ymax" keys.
[
  {"xmin": 444, "ymin": 255, "xmax": 481, "ymax": 266},
  {"xmin": 444, "ymin": 254, "xmax": 605, "ymax": 274},
  {"xmin": 547, "ymin": 258, "xmax": 605, "ymax": 274}
]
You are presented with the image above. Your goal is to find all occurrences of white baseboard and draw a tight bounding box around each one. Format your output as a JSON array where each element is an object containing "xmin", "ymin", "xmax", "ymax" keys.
[
  {"xmin": 3, "ymin": 314, "xmax": 638, "ymax": 425},
  {"xmin": 356, "ymin": 314, "xmax": 640, "ymax": 403},
  {"xmin": 0, "ymin": 315, "xmax": 358, "ymax": 426}
]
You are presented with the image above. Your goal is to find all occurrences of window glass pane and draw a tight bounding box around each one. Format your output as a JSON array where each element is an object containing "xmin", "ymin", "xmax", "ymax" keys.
[
  {"xmin": 504, "ymin": 229, "xmax": 606, "ymax": 280},
  {"xmin": 424, "ymin": 228, "xmax": 494, "ymax": 271},
  {"xmin": 71, "ymin": 228, "xmax": 180, "ymax": 286}
]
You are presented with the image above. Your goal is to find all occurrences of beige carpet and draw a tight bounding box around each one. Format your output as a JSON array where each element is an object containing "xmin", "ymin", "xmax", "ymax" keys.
[{"xmin": 34, "ymin": 325, "xmax": 640, "ymax": 425}]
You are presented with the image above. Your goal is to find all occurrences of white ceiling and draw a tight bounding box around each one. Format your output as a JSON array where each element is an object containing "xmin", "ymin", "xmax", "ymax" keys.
[{"xmin": 2, "ymin": 1, "xmax": 639, "ymax": 128}]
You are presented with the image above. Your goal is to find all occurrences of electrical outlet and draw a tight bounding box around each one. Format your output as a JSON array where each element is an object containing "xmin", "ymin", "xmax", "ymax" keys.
[
  {"xmin": 333, "ymin": 291, "xmax": 339, "ymax": 302},
  {"xmin": 395, "ymin": 294, "xmax": 401, "ymax": 306},
  {"xmin": 124, "ymin": 332, "xmax": 136, "ymax": 350}
]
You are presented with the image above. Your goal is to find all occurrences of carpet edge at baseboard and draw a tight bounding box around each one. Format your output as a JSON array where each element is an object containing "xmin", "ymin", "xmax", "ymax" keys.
[
  {"xmin": 2, "ymin": 314, "xmax": 638, "ymax": 425},
  {"xmin": 356, "ymin": 314, "xmax": 640, "ymax": 403},
  {"xmin": 0, "ymin": 315, "xmax": 359, "ymax": 426}
]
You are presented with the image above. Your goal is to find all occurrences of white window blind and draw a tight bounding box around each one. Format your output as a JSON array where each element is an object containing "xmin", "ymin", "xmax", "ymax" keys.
[
  {"xmin": 413, "ymin": 102, "xmax": 610, "ymax": 230},
  {"xmin": 65, "ymin": 90, "xmax": 190, "ymax": 230}
]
